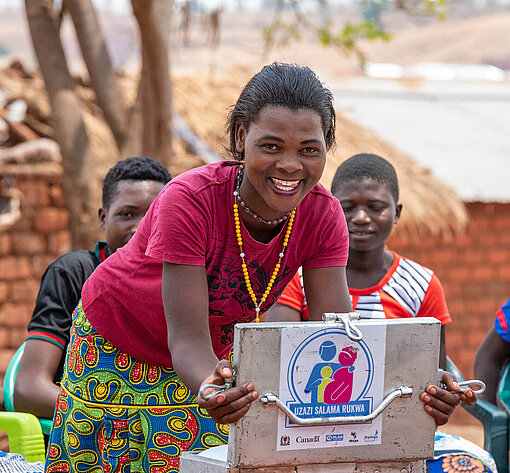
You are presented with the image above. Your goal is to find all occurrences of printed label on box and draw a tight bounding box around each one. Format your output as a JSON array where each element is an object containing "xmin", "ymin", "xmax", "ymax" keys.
[{"xmin": 276, "ymin": 324, "xmax": 386, "ymax": 450}]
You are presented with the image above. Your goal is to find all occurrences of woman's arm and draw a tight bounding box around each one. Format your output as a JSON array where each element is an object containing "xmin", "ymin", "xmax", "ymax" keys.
[
  {"xmin": 265, "ymin": 303, "xmax": 301, "ymax": 322},
  {"xmin": 302, "ymin": 266, "xmax": 352, "ymax": 320},
  {"xmin": 474, "ymin": 327, "xmax": 510, "ymax": 404},
  {"xmin": 162, "ymin": 262, "xmax": 258, "ymax": 423}
]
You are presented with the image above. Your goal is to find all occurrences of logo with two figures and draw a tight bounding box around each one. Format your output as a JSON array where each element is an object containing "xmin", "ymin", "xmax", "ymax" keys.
[{"xmin": 285, "ymin": 329, "xmax": 375, "ymax": 425}]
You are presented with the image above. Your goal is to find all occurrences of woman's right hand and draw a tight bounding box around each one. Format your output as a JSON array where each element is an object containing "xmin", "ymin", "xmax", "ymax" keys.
[{"xmin": 198, "ymin": 360, "xmax": 259, "ymax": 424}]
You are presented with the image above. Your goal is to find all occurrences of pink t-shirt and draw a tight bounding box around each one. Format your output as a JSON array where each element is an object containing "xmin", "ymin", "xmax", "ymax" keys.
[{"xmin": 82, "ymin": 161, "xmax": 348, "ymax": 366}]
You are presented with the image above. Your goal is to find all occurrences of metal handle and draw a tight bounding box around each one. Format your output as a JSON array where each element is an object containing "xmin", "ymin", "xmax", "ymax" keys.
[
  {"xmin": 260, "ymin": 386, "xmax": 412, "ymax": 425},
  {"xmin": 199, "ymin": 374, "xmax": 235, "ymax": 401},
  {"xmin": 457, "ymin": 380, "xmax": 486, "ymax": 395},
  {"xmin": 438, "ymin": 369, "xmax": 486, "ymax": 395}
]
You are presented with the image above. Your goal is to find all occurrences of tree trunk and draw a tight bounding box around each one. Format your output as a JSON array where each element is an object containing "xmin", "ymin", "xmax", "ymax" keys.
[
  {"xmin": 67, "ymin": 0, "xmax": 128, "ymax": 149},
  {"xmin": 25, "ymin": 0, "xmax": 97, "ymax": 250},
  {"xmin": 132, "ymin": 0, "xmax": 173, "ymax": 168}
]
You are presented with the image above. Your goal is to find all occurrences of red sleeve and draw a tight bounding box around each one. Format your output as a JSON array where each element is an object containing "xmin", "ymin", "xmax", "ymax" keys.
[
  {"xmin": 278, "ymin": 272, "xmax": 305, "ymax": 313},
  {"xmin": 417, "ymin": 273, "xmax": 452, "ymax": 325}
]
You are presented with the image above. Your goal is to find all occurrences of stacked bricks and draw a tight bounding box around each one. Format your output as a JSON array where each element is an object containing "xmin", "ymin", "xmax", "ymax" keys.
[
  {"xmin": 0, "ymin": 163, "xmax": 70, "ymax": 383},
  {"xmin": 389, "ymin": 202, "xmax": 510, "ymax": 424}
]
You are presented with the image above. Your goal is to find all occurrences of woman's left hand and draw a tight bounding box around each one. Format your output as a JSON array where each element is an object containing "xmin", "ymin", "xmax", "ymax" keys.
[
  {"xmin": 198, "ymin": 360, "xmax": 259, "ymax": 424},
  {"xmin": 420, "ymin": 370, "xmax": 477, "ymax": 426}
]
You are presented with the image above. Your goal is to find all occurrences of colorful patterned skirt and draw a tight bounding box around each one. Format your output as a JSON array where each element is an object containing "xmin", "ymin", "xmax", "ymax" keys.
[{"xmin": 45, "ymin": 301, "xmax": 228, "ymax": 473}]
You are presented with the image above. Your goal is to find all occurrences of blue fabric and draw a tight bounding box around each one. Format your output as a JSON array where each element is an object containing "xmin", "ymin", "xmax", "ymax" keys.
[
  {"xmin": 428, "ymin": 431, "xmax": 497, "ymax": 473},
  {"xmin": 495, "ymin": 298, "xmax": 510, "ymax": 343}
]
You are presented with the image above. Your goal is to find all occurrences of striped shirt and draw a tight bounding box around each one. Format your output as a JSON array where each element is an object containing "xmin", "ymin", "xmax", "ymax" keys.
[{"xmin": 278, "ymin": 251, "xmax": 451, "ymax": 324}]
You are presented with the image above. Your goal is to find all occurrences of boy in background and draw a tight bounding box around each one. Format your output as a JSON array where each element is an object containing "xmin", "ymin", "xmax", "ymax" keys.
[{"xmin": 14, "ymin": 157, "xmax": 171, "ymax": 419}]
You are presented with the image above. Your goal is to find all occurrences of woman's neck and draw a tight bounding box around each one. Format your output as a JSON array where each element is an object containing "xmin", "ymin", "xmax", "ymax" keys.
[
  {"xmin": 240, "ymin": 213, "xmax": 285, "ymax": 244},
  {"xmin": 347, "ymin": 248, "xmax": 394, "ymax": 289}
]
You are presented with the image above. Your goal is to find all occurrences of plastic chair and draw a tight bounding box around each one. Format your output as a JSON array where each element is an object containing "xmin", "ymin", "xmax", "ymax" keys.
[
  {"xmin": 497, "ymin": 361, "xmax": 510, "ymax": 413},
  {"xmin": 446, "ymin": 356, "xmax": 509, "ymax": 473},
  {"xmin": 0, "ymin": 412, "xmax": 46, "ymax": 462},
  {"xmin": 3, "ymin": 343, "xmax": 53, "ymax": 436}
]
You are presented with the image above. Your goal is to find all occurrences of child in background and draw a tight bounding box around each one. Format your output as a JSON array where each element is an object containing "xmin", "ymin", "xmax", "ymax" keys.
[
  {"xmin": 267, "ymin": 153, "xmax": 494, "ymax": 472},
  {"xmin": 14, "ymin": 157, "xmax": 171, "ymax": 419}
]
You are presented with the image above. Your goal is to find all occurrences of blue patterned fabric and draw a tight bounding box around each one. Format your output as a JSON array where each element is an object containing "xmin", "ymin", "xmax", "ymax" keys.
[
  {"xmin": 427, "ymin": 431, "xmax": 497, "ymax": 473},
  {"xmin": 45, "ymin": 302, "xmax": 228, "ymax": 473}
]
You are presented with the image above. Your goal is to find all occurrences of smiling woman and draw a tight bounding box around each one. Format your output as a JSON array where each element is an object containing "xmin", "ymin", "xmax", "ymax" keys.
[
  {"xmin": 236, "ymin": 106, "xmax": 327, "ymax": 222},
  {"xmin": 45, "ymin": 62, "xmax": 352, "ymax": 473}
]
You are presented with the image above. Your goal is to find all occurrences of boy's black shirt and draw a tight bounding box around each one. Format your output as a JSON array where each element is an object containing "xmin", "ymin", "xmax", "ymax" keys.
[{"xmin": 26, "ymin": 242, "xmax": 108, "ymax": 382}]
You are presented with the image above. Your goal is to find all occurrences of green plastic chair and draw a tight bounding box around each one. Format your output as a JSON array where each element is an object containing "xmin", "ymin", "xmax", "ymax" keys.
[
  {"xmin": 446, "ymin": 356, "xmax": 509, "ymax": 473},
  {"xmin": 498, "ymin": 361, "xmax": 510, "ymax": 413},
  {"xmin": 0, "ymin": 411, "xmax": 46, "ymax": 463},
  {"xmin": 3, "ymin": 343, "xmax": 53, "ymax": 436}
]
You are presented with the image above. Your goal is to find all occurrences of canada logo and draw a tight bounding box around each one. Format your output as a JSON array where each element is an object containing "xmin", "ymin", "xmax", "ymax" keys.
[{"xmin": 285, "ymin": 328, "xmax": 374, "ymax": 425}]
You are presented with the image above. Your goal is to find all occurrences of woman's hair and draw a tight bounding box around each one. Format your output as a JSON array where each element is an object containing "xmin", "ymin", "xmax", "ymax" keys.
[
  {"xmin": 102, "ymin": 157, "xmax": 172, "ymax": 209},
  {"xmin": 227, "ymin": 62, "xmax": 336, "ymax": 160},
  {"xmin": 331, "ymin": 153, "xmax": 399, "ymax": 202}
]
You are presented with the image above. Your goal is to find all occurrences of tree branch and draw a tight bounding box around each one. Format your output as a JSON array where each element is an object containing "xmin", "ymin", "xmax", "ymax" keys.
[
  {"xmin": 67, "ymin": 0, "xmax": 129, "ymax": 149},
  {"xmin": 25, "ymin": 0, "xmax": 97, "ymax": 249},
  {"xmin": 131, "ymin": 0, "xmax": 172, "ymax": 167}
]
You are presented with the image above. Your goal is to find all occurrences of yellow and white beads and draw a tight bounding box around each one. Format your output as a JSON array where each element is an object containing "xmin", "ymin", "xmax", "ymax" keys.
[{"xmin": 233, "ymin": 200, "xmax": 296, "ymax": 322}]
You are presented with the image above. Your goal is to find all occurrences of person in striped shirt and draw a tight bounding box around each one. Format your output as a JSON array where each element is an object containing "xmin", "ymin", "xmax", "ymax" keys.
[{"xmin": 267, "ymin": 153, "xmax": 451, "ymax": 368}]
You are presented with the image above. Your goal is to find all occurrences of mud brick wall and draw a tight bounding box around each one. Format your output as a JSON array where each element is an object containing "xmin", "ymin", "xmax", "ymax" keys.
[
  {"xmin": 389, "ymin": 202, "xmax": 510, "ymax": 382},
  {"xmin": 0, "ymin": 166, "xmax": 70, "ymax": 381}
]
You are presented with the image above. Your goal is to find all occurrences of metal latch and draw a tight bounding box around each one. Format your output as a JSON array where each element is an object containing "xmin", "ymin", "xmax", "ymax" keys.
[
  {"xmin": 438, "ymin": 369, "xmax": 486, "ymax": 395},
  {"xmin": 323, "ymin": 312, "xmax": 363, "ymax": 341}
]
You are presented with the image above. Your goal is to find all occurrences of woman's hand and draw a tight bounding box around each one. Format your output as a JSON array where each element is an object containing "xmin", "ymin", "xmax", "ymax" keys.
[
  {"xmin": 198, "ymin": 360, "xmax": 259, "ymax": 424},
  {"xmin": 419, "ymin": 370, "xmax": 477, "ymax": 426}
]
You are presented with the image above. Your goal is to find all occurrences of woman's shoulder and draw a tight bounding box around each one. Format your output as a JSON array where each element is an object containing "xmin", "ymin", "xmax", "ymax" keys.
[
  {"xmin": 300, "ymin": 182, "xmax": 341, "ymax": 212},
  {"xmin": 169, "ymin": 161, "xmax": 237, "ymax": 195}
]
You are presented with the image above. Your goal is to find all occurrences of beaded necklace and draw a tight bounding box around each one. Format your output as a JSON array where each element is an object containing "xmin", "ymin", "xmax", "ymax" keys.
[
  {"xmin": 233, "ymin": 166, "xmax": 293, "ymax": 225},
  {"xmin": 233, "ymin": 166, "xmax": 296, "ymax": 322}
]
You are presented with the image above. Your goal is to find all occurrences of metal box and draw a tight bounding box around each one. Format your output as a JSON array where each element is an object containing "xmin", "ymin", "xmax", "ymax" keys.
[{"xmin": 181, "ymin": 316, "xmax": 440, "ymax": 472}]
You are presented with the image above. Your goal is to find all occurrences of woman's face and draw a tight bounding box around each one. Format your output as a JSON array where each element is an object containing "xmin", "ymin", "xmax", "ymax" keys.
[
  {"xmin": 235, "ymin": 105, "xmax": 326, "ymax": 220},
  {"xmin": 333, "ymin": 178, "xmax": 401, "ymax": 253}
]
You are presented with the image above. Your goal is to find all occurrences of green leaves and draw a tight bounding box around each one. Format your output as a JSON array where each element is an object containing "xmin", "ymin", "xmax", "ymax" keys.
[{"xmin": 262, "ymin": 0, "xmax": 448, "ymax": 67}]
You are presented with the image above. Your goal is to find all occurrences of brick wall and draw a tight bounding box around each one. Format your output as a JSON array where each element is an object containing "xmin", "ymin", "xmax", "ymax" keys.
[
  {"xmin": 0, "ymin": 166, "xmax": 70, "ymax": 382},
  {"xmin": 389, "ymin": 202, "xmax": 510, "ymax": 381}
]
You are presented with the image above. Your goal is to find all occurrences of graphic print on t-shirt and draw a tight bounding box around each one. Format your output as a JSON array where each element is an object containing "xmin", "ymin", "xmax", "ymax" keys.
[{"xmin": 206, "ymin": 229, "xmax": 293, "ymax": 355}]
